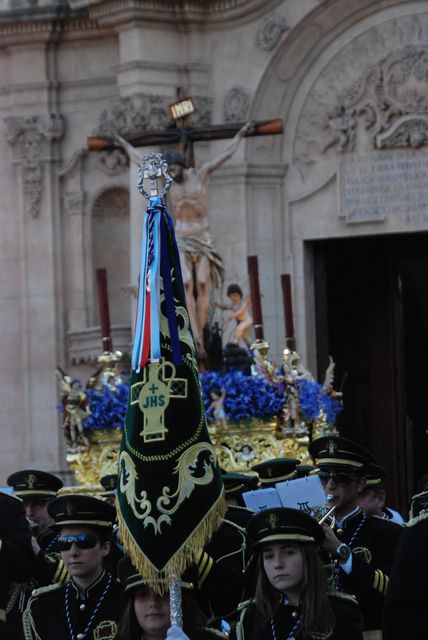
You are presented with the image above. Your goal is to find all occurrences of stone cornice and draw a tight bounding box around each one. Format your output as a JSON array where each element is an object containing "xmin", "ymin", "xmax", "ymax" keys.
[
  {"xmin": 0, "ymin": 17, "xmax": 106, "ymax": 45},
  {"xmin": 70, "ymin": 0, "xmax": 283, "ymax": 27}
]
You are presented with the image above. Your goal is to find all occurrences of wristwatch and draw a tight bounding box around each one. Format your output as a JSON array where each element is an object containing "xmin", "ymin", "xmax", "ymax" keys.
[{"xmin": 335, "ymin": 543, "xmax": 351, "ymax": 563}]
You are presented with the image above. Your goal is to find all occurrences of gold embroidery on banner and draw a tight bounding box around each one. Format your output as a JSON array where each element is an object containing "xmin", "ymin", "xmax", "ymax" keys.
[
  {"xmin": 353, "ymin": 546, "xmax": 372, "ymax": 564},
  {"xmin": 119, "ymin": 443, "xmax": 217, "ymax": 535},
  {"xmin": 93, "ymin": 620, "xmax": 117, "ymax": 640},
  {"xmin": 130, "ymin": 360, "xmax": 188, "ymax": 443},
  {"xmin": 125, "ymin": 353, "xmax": 204, "ymax": 462}
]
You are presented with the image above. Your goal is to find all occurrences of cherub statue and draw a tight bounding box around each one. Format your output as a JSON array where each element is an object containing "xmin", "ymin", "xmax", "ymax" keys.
[
  {"xmin": 209, "ymin": 387, "xmax": 228, "ymax": 429},
  {"xmin": 56, "ymin": 369, "xmax": 90, "ymax": 447},
  {"xmin": 215, "ymin": 283, "xmax": 253, "ymax": 348}
]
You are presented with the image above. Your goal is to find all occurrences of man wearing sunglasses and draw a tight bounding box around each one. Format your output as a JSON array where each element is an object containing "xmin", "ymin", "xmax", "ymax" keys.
[
  {"xmin": 23, "ymin": 494, "xmax": 126, "ymax": 640},
  {"xmin": 309, "ymin": 436, "xmax": 402, "ymax": 637}
]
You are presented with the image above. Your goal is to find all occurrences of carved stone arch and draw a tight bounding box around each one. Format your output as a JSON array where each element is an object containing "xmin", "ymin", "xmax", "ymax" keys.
[
  {"xmin": 90, "ymin": 185, "xmax": 131, "ymax": 327},
  {"xmin": 245, "ymin": 0, "xmax": 428, "ymax": 366},
  {"xmin": 249, "ymin": 0, "xmax": 428, "ymax": 191}
]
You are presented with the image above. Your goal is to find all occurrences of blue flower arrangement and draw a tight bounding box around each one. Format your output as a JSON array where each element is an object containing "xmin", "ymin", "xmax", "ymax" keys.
[
  {"xmin": 78, "ymin": 369, "xmax": 341, "ymax": 431},
  {"xmin": 84, "ymin": 383, "xmax": 129, "ymax": 431},
  {"xmin": 297, "ymin": 378, "xmax": 342, "ymax": 425},
  {"xmin": 200, "ymin": 370, "xmax": 284, "ymax": 423}
]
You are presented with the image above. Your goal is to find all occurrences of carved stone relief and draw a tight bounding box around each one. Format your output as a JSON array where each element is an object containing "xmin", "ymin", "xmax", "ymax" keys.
[
  {"xmin": 4, "ymin": 113, "xmax": 64, "ymax": 217},
  {"xmin": 223, "ymin": 86, "xmax": 251, "ymax": 123},
  {"xmin": 294, "ymin": 15, "xmax": 428, "ymax": 175},
  {"xmin": 94, "ymin": 93, "xmax": 212, "ymax": 138},
  {"xmin": 256, "ymin": 12, "xmax": 288, "ymax": 51},
  {"xmin": 97, "ymin": 149, "xmax": 129, "ymax": 176}
]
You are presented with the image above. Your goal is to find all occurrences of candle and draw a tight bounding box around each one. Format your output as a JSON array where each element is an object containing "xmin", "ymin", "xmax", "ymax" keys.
[
  {"xmin": 95, "ymin": 268, "xmax": 112, "ymax": 352},
  {"xmin": 281, "ymin": 273, "xmax": 295, "ymax": 349},
  {"xmin": 247, "ymin": 255, "xmax": 264, "ymax": 340}
]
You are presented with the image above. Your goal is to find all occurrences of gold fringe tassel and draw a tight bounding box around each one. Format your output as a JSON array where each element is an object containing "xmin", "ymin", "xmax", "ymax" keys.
[{"xmin": 117, "ymin": 491, "xmax": 227, "ymax": 595}]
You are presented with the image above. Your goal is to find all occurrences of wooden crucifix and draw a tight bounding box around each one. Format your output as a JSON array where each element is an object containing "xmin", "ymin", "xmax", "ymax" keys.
[{"xmin": 87, "ymin": 102, "xmax": 283, "ymax": 362}]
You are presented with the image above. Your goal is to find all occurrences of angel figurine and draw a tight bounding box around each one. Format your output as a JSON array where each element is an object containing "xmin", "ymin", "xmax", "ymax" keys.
[
  {"xmin": 209, "ymin": 387, "xmax": 228, "ymax": 429},
  {"xmin": 56, "ymin": 369, "xmax": 90, "ymax": 447},
  {"xmin": 215, "ymin": 283, "xmax": 253, "ymax": 347}
]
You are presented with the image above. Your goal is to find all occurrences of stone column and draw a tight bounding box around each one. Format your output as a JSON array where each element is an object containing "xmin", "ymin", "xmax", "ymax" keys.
[{"xmin": 3, "ymin": 113, "xmax": 65, "ymax": 476}]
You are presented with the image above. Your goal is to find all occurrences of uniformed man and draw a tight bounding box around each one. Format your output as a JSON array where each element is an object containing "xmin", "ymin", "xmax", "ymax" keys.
[
  {"xmin": 357, "ymin": 463, "xmax": 404, "ymax": 525},
  {"xmin": 23, "ymin": 494, "xmax": 126, "ymax": 640},
  {"xmin": 221, "ymin": 471, "xmax": 257, "ymax": 528},
  {"xmin": 99, "ymin": 474, "xmax": 118, "ymax": 506},
  {"xmin": 0, "ymin": 492, "xmax": 35, "ymax": 639},
  {"xmin": 250, "ymin": 458, "xmax": 301, "ymax": 488},
  {"xmin": 7, "ymin": 469, "xmax": 64, "ymax": 554},
  {"xmin": 383, "ymin": 501, "xmax": 428, "ymax": 639},
  {"xmin": 6, "ymin": 470, "xmax": 68, "ymax": 637},
  {"xmin": 309, "ymin": 436, "xmax": 402, "ymax": 635}
]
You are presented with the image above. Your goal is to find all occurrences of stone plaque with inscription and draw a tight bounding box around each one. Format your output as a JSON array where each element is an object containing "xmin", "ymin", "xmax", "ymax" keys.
[{"xmin": 340, "ymin": 150, "xmax": 428, "ymax": 226}]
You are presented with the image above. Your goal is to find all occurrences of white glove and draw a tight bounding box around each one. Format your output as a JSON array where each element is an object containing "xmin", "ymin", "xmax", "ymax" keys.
[{"xmin": 166, "ymin": 625, "xmax": 190, "ymax": 640}]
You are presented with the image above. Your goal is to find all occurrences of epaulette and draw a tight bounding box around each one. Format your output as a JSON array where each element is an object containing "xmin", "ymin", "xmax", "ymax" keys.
[
  {"xmin": 30, "ymin": 582, "xmax": 63, "ymax": 598},
  {"xmin": 328, "ymin": 590, "xmax": 359, "ymax": 606},
  {"xmin": 237, "ymin": 597, "xmax": 255, "ymax": 612},
  {"xmin": 407, "ymin": 509, "xmax": 428, "ymax": 527}
]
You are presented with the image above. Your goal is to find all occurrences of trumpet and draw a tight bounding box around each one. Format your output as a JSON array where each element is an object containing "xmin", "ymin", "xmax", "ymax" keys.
[{"xmin": 313, "ymin": 494, "xmax": 336, "ymax": 528}]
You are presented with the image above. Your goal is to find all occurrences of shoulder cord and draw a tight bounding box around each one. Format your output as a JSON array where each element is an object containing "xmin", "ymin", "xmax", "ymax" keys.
[
  {"xmin": 333, "ymin": 513, "xmax": 367, "ymax": 590},
  {"xmin": 65, "ymin": 573, "xmax": 112, "ymax": 640}
]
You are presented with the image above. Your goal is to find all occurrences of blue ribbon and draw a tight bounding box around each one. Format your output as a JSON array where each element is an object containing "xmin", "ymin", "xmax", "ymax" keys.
[
  {"xmin": 131, "ymin": 196, "xmax": 184, "ymax": 371},
  {"xmin": 160, "ymin": 213, "xmax": 183, "ymax": 366},
  {"xmin": 132, "ymin": 213, "xmax": 150, "ymax": 371}
]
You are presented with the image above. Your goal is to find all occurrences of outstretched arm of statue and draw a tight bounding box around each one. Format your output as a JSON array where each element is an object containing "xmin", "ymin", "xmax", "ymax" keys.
[
  {"xmin": 114, "ymin": 134, "xmax": 144, "ymax": 166},
  {"xmin": 200, "ymin": 121, "xmax": 254, "ymax": 176}
]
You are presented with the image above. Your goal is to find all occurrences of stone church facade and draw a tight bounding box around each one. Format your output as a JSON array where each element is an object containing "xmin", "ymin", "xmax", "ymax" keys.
[{"xmin": 1, "ymin": 0, "xmax": 428, "ymax": 500}]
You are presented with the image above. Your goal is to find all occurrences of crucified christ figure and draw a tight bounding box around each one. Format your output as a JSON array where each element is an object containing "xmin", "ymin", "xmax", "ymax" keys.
[
  {"xmin": 165, "ymin": 121, "xmax": 253, "ymax": 357},
  {"xmin": 117, "ymin": 120, "xmax": 253, "ymax": 359}
]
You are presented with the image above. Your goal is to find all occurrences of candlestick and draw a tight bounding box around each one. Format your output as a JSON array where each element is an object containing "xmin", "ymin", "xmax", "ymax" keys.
[
  {"xmin": 281, "ymin": 273, "xmax": 295, "ymax": 349},
  {"xmin": 247, "ymin": 255, "xmax": 264, "ymax": 340},
  {"xmin": 96, "ymin": 268, "xmax": 112, "ymax": 353}
]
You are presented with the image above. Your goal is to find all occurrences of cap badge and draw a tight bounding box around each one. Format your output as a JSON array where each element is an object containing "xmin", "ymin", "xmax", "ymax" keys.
[
  {"xmin": 327, "ymin": 440, "xmax": 338, "ymax": 455},
  {"xmin": 26, "ymin": 473, "xmax": 37, "ymax": 489},
  {"xmin": 65, "ymin": 501, "xmax": 74, "ymax": 516},
  {"xmin": 267, "ymin": 512, "xmax": 279, "ymax": 530}
]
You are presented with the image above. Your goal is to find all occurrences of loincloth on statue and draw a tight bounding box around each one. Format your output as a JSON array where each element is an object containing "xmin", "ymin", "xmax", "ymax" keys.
[{"xmin": 176, "ymin": 231, "xmax": 224, "ymax": 290}]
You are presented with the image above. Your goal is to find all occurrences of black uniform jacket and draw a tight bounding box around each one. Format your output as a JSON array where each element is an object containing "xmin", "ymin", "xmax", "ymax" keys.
[
  {"xmin": 232, "ymin": 592, "xmax": 363, "ymax": 640},
  {"xmin": 0, "ymin": 493, "xmax": 35, "ymax": 638},
  {"xmin": 23, "ymin": 570, "xmax": 126, "ymax": 640},
  {"xmin": 332, "ymin": 508, "xmax": 402, "ymax": 631},
  {"xmin": 383, "ymin": 512, "xmax": 428, "ymax": 640},
  {"xmin": 184, "ymin": 518, "xmax": 248, "ymax": 621}
]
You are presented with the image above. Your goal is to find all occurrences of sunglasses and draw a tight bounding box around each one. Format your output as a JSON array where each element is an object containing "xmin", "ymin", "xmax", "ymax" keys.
[
  {"xmin": 57, "ymin": 534, "xmax": 99, "ymax": 551},
  {"xmin": 318, "ymin": 471, "xmax": 356, "ymax": 486}
]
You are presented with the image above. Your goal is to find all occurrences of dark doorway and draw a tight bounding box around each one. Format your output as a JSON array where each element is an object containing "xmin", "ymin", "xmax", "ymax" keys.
[{"xmin": 312, "ymin": 232, "xmax": 428, "ymax": 513}]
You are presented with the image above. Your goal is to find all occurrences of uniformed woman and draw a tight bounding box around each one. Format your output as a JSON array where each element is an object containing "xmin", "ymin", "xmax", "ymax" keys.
[
  {"xmin": 22, "ymin": 494, "xmax": 126, "ymax": 640},
  {"xmin": 233, "ymin": 507, "xmax": 363, "ymax": 640},
  {"xmin": 116, "ymin": 554, "xmax": 226, "ymax": 640}
]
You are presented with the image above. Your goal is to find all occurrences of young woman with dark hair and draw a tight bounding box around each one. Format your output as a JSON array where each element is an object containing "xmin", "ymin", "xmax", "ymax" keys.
[
  {"xmin": 116, "ymin": 555, "xmax": 226, "ymax": 640},
  {"xmin": 233, "ymin": 508, "xmax": 363, "ymax": 640}
]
